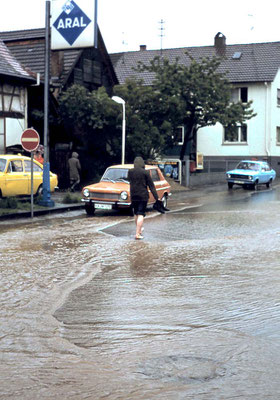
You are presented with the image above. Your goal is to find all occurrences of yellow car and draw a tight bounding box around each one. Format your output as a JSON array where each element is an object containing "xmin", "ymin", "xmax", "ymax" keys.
[{"xmin": 0, "ymin": 154, "xmax": 58, "ymax": 197}]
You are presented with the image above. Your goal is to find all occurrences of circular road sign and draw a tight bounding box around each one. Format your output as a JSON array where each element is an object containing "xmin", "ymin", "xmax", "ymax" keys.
[{"xmin": 21, "ymin": 128, "xmax": 40, "ymax": 152}]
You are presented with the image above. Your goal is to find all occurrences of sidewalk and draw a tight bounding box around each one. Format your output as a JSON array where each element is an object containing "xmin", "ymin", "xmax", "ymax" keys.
[
  {"xmin": 0, "ymin": 191, "xmax": 84, "ymax": 221},
  {"xmin": 0, "ymin": 179, "xmax": 189, "ymax": 221}
]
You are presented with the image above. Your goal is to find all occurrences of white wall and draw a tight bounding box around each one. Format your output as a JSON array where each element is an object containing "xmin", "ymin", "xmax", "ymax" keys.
[
  {"xmin": 269, "ymin": 69, "xmax": 280, "ymax": 157},
  {"xmin": 6, "ymin": 118, "xmax": 25, "ymax": 147}
]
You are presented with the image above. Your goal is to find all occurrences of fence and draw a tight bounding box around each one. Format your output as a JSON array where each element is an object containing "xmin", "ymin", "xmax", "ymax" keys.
[{"xmin": 188, "ymin": 159, "xmax": 240, "ymax": 186}]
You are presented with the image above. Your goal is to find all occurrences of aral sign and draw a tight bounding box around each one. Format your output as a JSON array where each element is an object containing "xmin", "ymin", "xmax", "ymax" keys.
[{"xmin": 51, "ymin": 0, "xmax": 95, "ymax": 50}]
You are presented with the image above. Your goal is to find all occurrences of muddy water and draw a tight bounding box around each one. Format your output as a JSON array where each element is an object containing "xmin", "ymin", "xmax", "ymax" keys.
[{"xmin": 1, "ymin": 188, "xmax": 280, "ymax": 399}]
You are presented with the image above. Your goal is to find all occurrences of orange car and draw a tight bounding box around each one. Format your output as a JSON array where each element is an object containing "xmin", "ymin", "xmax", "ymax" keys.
[{"xmin": 81, "ymin": 164, "xmax": 171, "ymax": 215}]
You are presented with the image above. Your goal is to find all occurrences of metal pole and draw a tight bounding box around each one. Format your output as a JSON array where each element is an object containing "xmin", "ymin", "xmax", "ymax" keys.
[
  {"xmin": 122, "ymin": 103, "xmax": 126, "ymax": 164},
  {"xmin": 31, "ymin": 151, "xmax": 34, "ymax": 218},
  {"xmin": 44, "ymin": 0, "xmax": 50, "ymax": 165},
  {"xmin": 40, "ymin": 0, "xmax": 54, "ymax": 207},
  {"xmin": 94, "ymin": 0, "xmax": 98, "ymax": 48}
]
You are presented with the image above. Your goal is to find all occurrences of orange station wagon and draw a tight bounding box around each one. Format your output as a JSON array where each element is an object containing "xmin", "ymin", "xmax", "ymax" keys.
[{"xmin": 81, "ymin": 164, "xmax": 171, "ymax": 215}]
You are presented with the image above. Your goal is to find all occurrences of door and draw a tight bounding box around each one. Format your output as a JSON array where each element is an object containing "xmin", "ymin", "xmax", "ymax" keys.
[
  {"xmin": 24, "ymin": 160, "xmax": 43, "ymax": 194},
  {"xmin": 149, "ymin": 168, "xmax": 164, "ymax": 203},
  {"xmin": 5, "ymin": 160, "xmax": 29, "ymax": 196}
]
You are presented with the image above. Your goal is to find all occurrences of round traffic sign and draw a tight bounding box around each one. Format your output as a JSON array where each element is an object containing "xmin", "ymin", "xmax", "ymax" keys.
[{"xmin": 21, "ymin": 128, "xmax": 40, "ymax": 152}]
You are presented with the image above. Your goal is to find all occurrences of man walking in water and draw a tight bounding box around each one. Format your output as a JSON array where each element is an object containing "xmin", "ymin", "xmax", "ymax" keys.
[{"xmin": 128, "ymin": 156, "xmax": 159, "ymax": 240}]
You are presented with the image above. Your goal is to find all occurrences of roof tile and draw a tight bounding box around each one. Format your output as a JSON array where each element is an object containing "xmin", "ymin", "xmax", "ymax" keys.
[
  {"xmin": 0, "ymin": 39, "xmax": 34, "ymax": 81},
  {"xmin": 110, "ymin": 41, "xmax": 280, "ymax": 85}
]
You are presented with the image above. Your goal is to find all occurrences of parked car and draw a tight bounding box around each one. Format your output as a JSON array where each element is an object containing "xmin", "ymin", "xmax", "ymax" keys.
[
  {"xmin": 226, "ymin": 160, "xmax": 276, "ymax": 189},
  {"xmin": 0, "ymin": 154, "xmax": 58, "ymax": 197},
  {"xmin": 81, "ymin": 164, "xmax": 171, "ymax": 215}
]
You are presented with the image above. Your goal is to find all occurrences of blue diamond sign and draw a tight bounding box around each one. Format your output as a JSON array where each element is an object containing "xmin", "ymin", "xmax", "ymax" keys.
[{"xmin": 51, "ymin": 0, "xmax": 95, "ymax": 50}]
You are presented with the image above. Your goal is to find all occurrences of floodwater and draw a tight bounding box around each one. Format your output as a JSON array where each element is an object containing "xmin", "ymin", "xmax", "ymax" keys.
[{"xmin": 1, "ymin": 185, "xmax": 280, "ymax": 399}]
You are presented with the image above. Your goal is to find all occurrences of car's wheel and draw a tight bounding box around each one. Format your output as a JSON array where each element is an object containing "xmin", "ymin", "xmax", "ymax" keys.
[
  {"xmin": 228, "ymin": 182, "xmax": 233, "ymax": 189},
  {"xmin": 36, "ymin": 184, "xmax": 43, "ymax": 196},
  {"xmin": 85, "ymin": 204, "xmax": 95, "ymax": 215},
  {"xmin": 252, "ymin": 180, "xmax": 258, "ymax": 190},
  {"xmin": 266, "ymin": 179, "xmax": 272, "ymax": 188},
  {"xmin": 161, "ymin": 194, "xmax": 168, "ymax": 208}
]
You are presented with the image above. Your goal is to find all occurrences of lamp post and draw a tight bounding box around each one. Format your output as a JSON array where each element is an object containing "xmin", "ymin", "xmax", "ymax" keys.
[{"xmin": 112, "ymin": 96, "xmax": 126, "ymax": 164}]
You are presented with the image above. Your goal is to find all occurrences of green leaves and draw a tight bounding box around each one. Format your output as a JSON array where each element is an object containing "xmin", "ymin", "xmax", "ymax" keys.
[{"xmin": 138, "ymin": 54, "xmax": 256, "ymax": 159}]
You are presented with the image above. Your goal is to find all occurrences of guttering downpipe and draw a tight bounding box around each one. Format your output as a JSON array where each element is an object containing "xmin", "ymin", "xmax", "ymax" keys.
[{"xmin": 264, "ymin": 81, "xmax": 270, "ymax": 157}]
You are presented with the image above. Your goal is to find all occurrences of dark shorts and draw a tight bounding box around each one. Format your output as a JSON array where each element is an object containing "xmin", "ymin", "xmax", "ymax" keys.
[{"xmin": 131, "ymin": 200, "xmax": 147, "ymax": 216}]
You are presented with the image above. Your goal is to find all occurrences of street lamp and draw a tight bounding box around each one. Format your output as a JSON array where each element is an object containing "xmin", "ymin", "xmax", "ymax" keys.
[{"xmin": 112, "ymin": 96, "xmax": 126, "ymax": 165}]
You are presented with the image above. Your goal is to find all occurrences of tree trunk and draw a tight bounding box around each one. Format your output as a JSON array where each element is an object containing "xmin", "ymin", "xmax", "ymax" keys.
[{"xmin": 179, "ymin": 122, "xmax": 195, "ymax": 161}]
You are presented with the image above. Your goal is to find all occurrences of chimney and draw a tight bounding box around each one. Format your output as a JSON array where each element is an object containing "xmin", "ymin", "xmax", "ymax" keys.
[
  {"xmin": 139, "ymin": 45, "xmax": 147, "ymax": 51},
  {"xmin": 214, "ymin": 32, "xmax": 226, "ymax": 56}
]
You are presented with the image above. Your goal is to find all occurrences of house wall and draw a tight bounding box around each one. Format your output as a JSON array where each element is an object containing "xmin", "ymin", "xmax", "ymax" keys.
[
  {"xmin": 188, "ymin": 80, "xmax": 280, "ymax": 186},
  {"xmin": 197, "ymin": 82, "xmax": 270, "ymax": 157},
  {"xmin": 270, "ymin": 69, "xmax": 280, "ymax": 157}
]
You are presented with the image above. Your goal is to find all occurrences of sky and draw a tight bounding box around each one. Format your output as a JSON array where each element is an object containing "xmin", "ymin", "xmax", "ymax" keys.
[{"xmin": 0, "ymin": 0, "xmax": 279, "ymax": 53}]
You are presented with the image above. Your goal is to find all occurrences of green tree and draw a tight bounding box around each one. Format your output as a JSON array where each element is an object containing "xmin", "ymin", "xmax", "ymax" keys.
[
  {"xmin": 113, "ymin": 79, "xmax": 171, "ymax": 161},
  {"xmin": 138, "ymin": 55, "xmax": 256, "ymax": 160}
]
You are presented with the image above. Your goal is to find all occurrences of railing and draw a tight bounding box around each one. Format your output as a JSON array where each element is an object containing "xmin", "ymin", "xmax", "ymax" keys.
[{"xmin": 188, "ymin": 159, "xmax": 241, "ymax": 186}]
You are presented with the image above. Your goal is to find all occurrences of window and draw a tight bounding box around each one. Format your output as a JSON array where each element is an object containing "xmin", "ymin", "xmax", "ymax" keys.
[
  {"xmin": 24, "ymin": 160, "xmax": 43, "ymax": 172},
  {"xmin": 224, "ymin": 124, "xmax": 247, "ymax": 143},
  {"xmin": 230, "ymin": 87, "xmax": 248, "ymax": 103},
  {"xmin": 240, "ymin": 88, "xmax": 248, "ymax": 103},
  {"xmin": 150, "ymin": 169, "xmax": 160, "ymax": 182},
  {"xmin": 277, "ymin": 127, "xmax": 280, "ymax": 144},
  {"xmin": 277, "ymin": 90, "xmax": 280, "ymax": 106},
  {"xmin": 9, "ymin": 160, "xmax": 23, "ymax": 172}
]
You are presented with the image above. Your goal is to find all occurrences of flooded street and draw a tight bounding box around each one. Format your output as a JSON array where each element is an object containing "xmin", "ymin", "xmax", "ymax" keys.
[{"xmin": 1, "ymin": 185, "xmax": 280, "ymax": 399}]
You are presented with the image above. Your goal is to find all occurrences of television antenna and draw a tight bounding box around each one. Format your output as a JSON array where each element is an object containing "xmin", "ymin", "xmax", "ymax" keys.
[{"xmin": 159, "ymin": 19, "xmax": 165, "ymax": 55}]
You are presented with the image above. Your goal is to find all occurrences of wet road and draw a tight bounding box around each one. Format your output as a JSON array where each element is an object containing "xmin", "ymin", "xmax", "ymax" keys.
[{"xmin": 1, "ymin": 184, "xmax": 280, "ymax": 399}]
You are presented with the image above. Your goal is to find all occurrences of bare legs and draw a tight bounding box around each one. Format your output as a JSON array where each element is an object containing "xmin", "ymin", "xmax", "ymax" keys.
[{"xmin": 135, "ymin": 214, "xmax": 144, "ymax": 239}]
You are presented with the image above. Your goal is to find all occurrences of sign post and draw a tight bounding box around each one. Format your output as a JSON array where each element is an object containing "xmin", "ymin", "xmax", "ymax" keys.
[
  {"xmin": 21, "ymin": 128, "xmax": 40, "ymax": 218},
  {"xmin": 39, "ymin": 0, "xmax": 54, "ymax": 207}
]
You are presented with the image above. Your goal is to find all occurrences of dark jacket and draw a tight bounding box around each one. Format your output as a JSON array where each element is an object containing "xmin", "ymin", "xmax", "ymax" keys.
[
  {"xmin": 128, "ymin": 157, "xmax": 158, "ymax": 202},
  {"xmin": 68, "ymin": 152, "xmax": 81, "ymax": 180}
]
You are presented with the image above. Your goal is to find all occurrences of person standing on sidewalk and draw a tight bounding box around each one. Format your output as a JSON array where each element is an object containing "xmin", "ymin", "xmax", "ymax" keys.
[
  {"xmin": 128, "ymin": 156, "xmax": 159, "ymax": 240},
  {"xmin": 68, "ymin": 152, "xmax": 81, "ymax": 192}
]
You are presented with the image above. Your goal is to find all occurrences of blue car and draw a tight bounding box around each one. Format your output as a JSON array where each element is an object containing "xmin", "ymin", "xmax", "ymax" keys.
[{"xmin": 226, "ymin": 160, "xmax": 276, "ymax": 190}]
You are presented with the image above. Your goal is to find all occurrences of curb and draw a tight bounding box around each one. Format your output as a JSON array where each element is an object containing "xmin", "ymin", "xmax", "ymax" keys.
[{"xmin": 0, "ymin": 203, "xmax": 85, "ymax": 221}]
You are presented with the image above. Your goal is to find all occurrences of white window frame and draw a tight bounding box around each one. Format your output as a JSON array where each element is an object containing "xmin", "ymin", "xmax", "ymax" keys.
[
  {"xmin": 231, "ymin": 87, "xmax": 248, "ymax": 103},
  {"xmin": 173, "ymin": 126, "xmax": 184, "ymax": 145},
  {"xmin": 223, "ymin": 124, "xmax": 247, "ymax": 144}
]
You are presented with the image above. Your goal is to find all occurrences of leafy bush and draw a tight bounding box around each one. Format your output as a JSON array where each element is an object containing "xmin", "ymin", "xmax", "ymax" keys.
[
  {"xmin": 0, "ymin": 197, "xmax": 19, "ymax": 209},
  {"xmin": 62, "ymin": 193, "xmax": 80, "ymax": 204}
]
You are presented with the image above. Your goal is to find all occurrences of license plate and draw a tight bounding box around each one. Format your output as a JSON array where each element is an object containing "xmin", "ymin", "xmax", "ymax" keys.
[
  {"xmin": 233, "ymin": 180, "xmax": 244, "ymax": 184},
  {"xmin": 95, "ymin": 203, "xmax": 112, "ymax": 210}
]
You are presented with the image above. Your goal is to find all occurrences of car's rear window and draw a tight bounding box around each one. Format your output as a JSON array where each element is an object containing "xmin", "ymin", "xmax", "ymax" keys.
[
  {"xmin": 0, "ymin": 158, "xmax": 6, "ymax": 172},
  {"xmin": 102, "ymin": 168, "xmax": 129, "ymax": 182}
]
